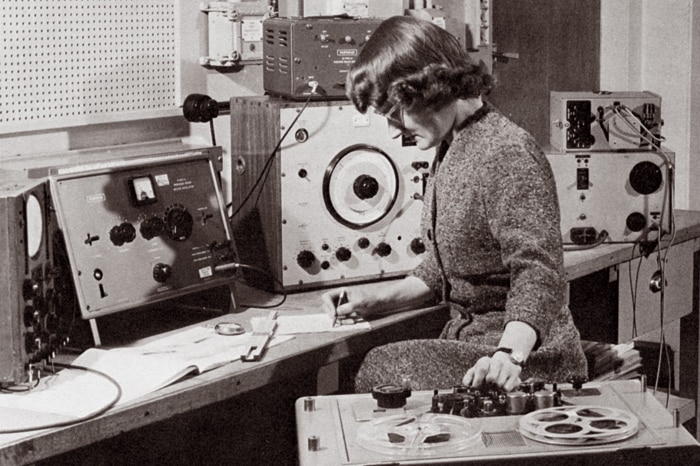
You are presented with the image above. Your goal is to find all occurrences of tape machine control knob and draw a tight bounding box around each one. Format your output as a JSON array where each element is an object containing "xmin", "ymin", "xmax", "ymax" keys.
[
  {"xmin": 152, "ymin": 263, "xmax": 173, "ymax": 283},
  {"xmin": 296, "ymin": 250, "xmax": 316, "ymax": 269}
]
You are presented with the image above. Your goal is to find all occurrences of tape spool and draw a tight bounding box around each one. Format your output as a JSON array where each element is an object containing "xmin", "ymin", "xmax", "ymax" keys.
[
  {"xmin": 356, "ymin": 413, "xmax": 481, "ymax": 457},
  {"xmin": 519, "ymin": 405, "xmax": 639, "ymax": 445}
]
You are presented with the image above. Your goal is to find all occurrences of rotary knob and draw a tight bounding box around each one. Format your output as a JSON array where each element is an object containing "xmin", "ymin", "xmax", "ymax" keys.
[
  {"xmin": 353, "ymin": 174, "xmax": 379, "ymax": 200},
  {"xmin": 357, "ymin": 237, "xmax": 370, "ymax": 249},
  {"xmin": 296, "ymin": 250, "xmax": 316, "ymax": 269},
  {"xmin": 109, "ymin": 222, "xmax": 136, "ymax": 246},
  {"xmin": 629, "ymin": 161, "xmax": 662, "ymax": 195},
  {"xmin": 410, "ymin": 237, "xmax": 426, "ymax": 255},
  {"xmin": 140, "ymin": 216, "xmax": 166, "ymax": 240},
  {"xmin": 335, "ymin": 247, "xmax": 352, "ymax": 262},
  {"xmin": 374, "ymin": 242, "xmax": 392, "ymax": 257},
  {"xmin": 164, "ymin": 204, "xmax": 194, "ymax": 242},
  {"xmin": 152, "ymin": 263, "xmax": 173, "ymax": 283},
  {"xmin": 626, "ymin": 212, "xmax": 647, "ymax": 232}
]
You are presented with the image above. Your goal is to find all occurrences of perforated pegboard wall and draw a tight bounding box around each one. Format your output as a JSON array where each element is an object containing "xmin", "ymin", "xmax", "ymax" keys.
[{"xmin": 0, "ymin": 0, "xmax": 178, "ymax": 134}]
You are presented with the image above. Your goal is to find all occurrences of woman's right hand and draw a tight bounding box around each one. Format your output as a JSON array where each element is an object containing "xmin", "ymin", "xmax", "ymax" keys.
[{"xmin": 320, "ymin": 287, "xmax": 374, "ymax": 322}]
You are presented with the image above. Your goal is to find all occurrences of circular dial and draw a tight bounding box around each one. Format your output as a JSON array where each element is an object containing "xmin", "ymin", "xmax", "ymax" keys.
[
  {"xmin": 25, "ymin": 194, "xmax": 43, "ymax": 259},
  {"xmin": 323, "ymin": 144, "xmax": 399, "ymax": 229},
  {"xmin": 164, "ymin": 204, "xmax": 194, "ymax": 241}
]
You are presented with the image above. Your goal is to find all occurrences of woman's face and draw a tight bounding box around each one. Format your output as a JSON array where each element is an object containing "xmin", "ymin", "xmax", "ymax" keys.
[{"xmin": 383, "ymin": 103, "xmax": 456, "ymax": 150}]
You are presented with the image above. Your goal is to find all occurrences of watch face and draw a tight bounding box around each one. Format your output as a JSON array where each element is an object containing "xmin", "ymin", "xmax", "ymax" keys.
[{"xmin": 511, "ymin": 351, "xmax": 525, "ymax": 365}]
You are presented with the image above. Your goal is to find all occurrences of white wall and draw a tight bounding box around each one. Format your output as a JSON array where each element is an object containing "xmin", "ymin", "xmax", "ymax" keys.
[{"xmin": 600, "ymin": 0, "xmax": 700, "ymax": 211}]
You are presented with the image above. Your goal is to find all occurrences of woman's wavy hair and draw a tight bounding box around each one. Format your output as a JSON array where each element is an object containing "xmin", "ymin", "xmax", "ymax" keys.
[{"xmin": 346, "ymin": 16, "xmax": 494, "ymax": 115}]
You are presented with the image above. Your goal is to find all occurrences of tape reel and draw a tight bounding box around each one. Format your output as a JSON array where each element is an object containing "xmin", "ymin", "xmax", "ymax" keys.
[
  {"xmin": 356, "ymin": 413, "xmax": 481, "ymax": 456},
  {"xmin": 519, "ymin": 405, "xmax": 639, "ymax": 445}
]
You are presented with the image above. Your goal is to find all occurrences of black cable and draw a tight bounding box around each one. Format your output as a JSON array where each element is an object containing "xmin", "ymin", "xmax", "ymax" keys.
[
  {"xmin": 0, "ymin": 362, "xmax": 122, "ymax": 434},
  {"xmin": 216, "ymin": 262, "xmax": 288, "ymax": 308}
]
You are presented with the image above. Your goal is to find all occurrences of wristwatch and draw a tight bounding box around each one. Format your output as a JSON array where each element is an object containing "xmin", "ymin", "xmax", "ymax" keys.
[{"xmin": 491, "ymin": 347, "xmax": 526, "ymax": 367}]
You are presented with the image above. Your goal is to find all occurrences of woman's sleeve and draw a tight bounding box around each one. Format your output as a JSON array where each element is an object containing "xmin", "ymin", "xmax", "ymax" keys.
[{"xmin": 483, "ymin": 139, "xmax": 566, "ymax": 347}]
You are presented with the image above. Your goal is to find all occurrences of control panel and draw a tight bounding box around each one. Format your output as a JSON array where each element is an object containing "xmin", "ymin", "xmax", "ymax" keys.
[
  {"xmin": 50, "ymin": 153, "xmax": 238, "ymax": 319},
  {"xmin": 262, "ymin": 16, "xmax": 383, "ymax": 100},
  {"xmin": 546, "ymin": 149, "xmax": 673, "ymax": 244},
  {"xmin": 550, "ymin": 91, "xmax": 663, "ymax": 151},
  {"xmin": 231, "ymin": 97, "xmax": 432, "ymax": 291}
]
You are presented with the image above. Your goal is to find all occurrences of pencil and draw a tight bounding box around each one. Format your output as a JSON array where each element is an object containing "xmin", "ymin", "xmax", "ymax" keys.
[{"xmin": 333, "ymin": 290, "xmax": 346, "ymax": 328}]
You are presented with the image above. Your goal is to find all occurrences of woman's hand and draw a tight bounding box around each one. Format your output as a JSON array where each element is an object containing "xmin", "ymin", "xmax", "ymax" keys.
[
  {"xmin": 320, "ymin": 276, "xmax": 435, "ymax": 322},
  {"xmin": 462, "ymin": 352, "xmax": 522, "ymax": 392},
  {"xmin": 320, "ymin": 287, "xmax": 374, "ymax": 322}
]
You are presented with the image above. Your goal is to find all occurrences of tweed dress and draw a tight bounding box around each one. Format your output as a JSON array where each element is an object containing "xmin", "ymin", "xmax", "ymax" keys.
[{"xmin": 354, "ymin": 102, "xmax": 588, "ymax": 392}]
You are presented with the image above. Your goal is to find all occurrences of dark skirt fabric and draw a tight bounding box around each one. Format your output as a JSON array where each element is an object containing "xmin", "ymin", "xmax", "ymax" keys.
[{"xmin": 354, "ymin": 305, "xmax": 588, "ymax": 393}]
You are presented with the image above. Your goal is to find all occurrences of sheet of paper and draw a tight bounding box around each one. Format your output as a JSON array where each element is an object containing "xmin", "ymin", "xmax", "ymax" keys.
[{"xmin": 252, "ymin": 313, "xmax": 371, "ymax": 335}]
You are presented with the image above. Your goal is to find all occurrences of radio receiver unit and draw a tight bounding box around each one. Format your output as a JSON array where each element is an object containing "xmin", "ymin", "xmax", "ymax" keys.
[
  {"xmin": 262, "ymin": 16, "xmax": 383, "ymax": 100},
  {"xmin": 230, "ymin": 97, "xmax": 433, "ymax": 291},
  {"xmin": 546, "ymin": 149, "xmax": 673, "ymax": 245},
  {"xmin": 550, "ymin": 91, "xmax": 663, "ymax": 152}
]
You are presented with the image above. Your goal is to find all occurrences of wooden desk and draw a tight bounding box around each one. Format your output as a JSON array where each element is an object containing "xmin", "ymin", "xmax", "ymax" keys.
[
  {"xmin": 2, "ymin": 210, "xmax": 700, "ymax": 464},
  {"xmin": 0, "ymin": 288, "xmax": 450, "ymax": 465}
]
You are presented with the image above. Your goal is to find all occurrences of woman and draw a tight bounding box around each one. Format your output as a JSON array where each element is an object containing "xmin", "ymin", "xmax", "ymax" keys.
[{"xmin": 322, "ymin": 16, "xmax": 587, "ymax": 392}]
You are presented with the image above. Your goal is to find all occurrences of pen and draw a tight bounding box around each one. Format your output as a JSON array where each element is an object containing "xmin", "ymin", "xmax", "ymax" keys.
[{"xmin": 333, "ymin": 290, "xmax": 346, "ymax": 328}]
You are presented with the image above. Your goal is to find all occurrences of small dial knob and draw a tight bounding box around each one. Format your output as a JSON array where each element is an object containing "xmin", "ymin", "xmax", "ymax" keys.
[
  {"xmin": 109, "ymin": 222, "xmax": 136, "ymax": 246},
  {"xmin": 375, "ymin": 242, "xmax": 392, "ymax": 257},
  {"xmin": 152, "ymin": 263, "xmax": 173, "ymax": 283},
  {"xmin": 626, "ymin": 212, "xmax": 647, "ymax": 232},
  {"xmin": 410, "ymin": 237, "xmax": 426, "ymax": 255},
  {"xmin": 140, "ymin": 216, "xmax": 166, "ymax": 240},
  {"xmin": 357, "ymin": 237, "xmax": 370, "ymax": 249},
  {"xmin": 335, "ymin": 247, "xmax": 352, "ymax": 262},
  {"xmin": 164, "ymin": 204, "xmax": 194, "ymax": 242},
  {"xmin": 296, "ymin": 250, "xmax": 316, "ymax": 269}
]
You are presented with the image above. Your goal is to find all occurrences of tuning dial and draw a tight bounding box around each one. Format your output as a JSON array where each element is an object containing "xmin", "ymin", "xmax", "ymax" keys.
[
  {"xmin": 375, "ymin": 242, "xmax": 392, "ymax": 257},
  {"xmin": 152, "ymin": 263, "xmax": 173, "ymax": 283},
  {"xmin": 335, "ymin": 247, "xmax": 352, "ymax": 262},
  {"xmin": 410, "ymin": 237, "xmax": 426, "ymax": 255},
  {"xmin": 164, "ymin": 204, "xmax": 194, "ymax": 242},
  {"xmin": 296, "ymin": 250, "xmax": 316, "ymax": 269}
]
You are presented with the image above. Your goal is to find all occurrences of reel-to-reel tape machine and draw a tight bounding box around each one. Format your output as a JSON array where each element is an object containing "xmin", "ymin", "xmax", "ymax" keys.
[
  {"xmin": 295, "ymin": 379, "xmax": 700, "ymax": 465},
  {"xmin": 230, "ymin": 97, "xmax": 433, "ymax": 291}
]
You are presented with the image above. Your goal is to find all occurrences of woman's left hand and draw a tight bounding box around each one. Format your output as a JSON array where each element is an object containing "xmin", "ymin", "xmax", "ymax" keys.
[{"xmin": 462, "ymin": 352, "xmax": 522, "ymax": 392}]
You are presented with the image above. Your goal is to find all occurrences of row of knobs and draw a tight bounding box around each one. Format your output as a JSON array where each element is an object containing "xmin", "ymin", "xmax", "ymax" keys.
[
  {"xmin": 296, "ymin": 237, "xmax": 426, "ymax": 269},
  {"xmin": 109, "ymin": 205, "xmax": 194, "ymax": 246}
]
